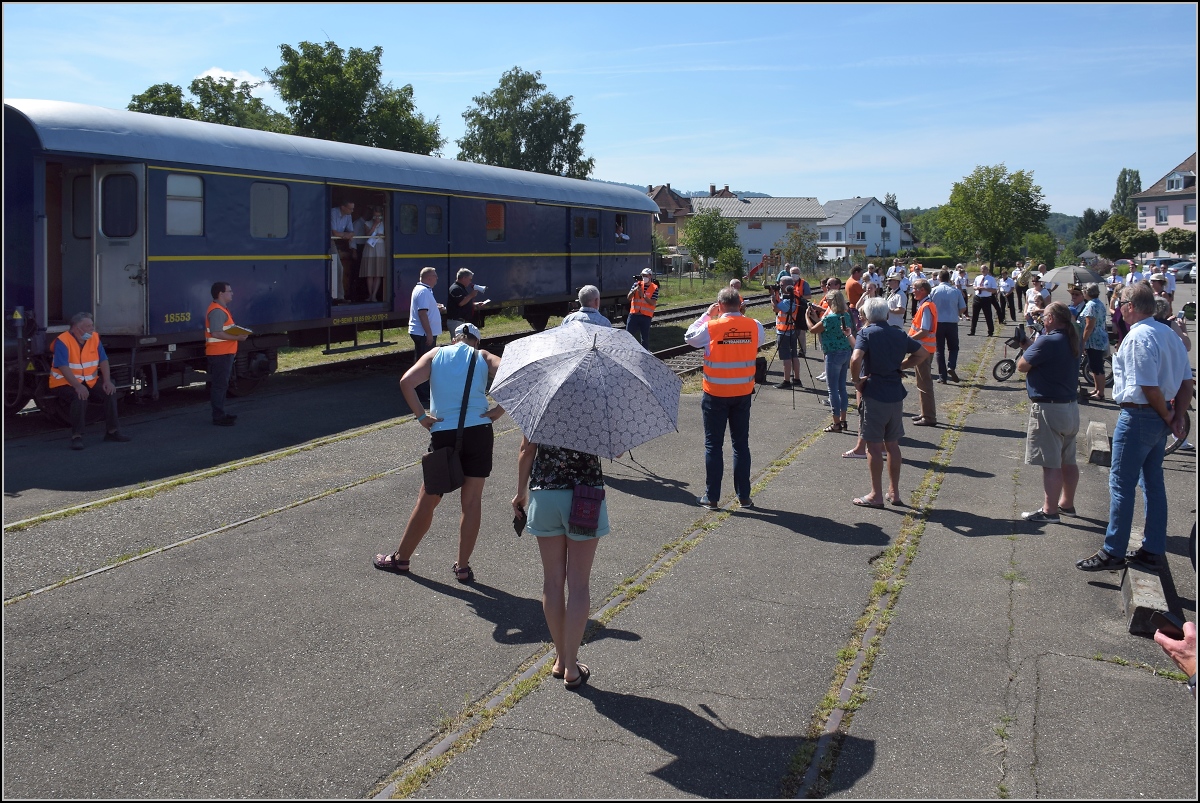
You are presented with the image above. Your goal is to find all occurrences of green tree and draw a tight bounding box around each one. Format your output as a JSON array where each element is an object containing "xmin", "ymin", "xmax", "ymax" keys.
[
  {"xmin": 1059, "ymin": 242, "xmax": 1079, "ymax": 266},
  {"xmin": 773, "ymin": 225, "xmax": 820, "ymax": 270},
  {"xmin": 265, "ymin": 41, "xmax": 444, "ymax": 154},
  {"xmin": 715, "ymin": 246, "xmax": 746, "ymax": 279},
  {"xmin": 938, "ymin": 164, "xmax": 1050, "ymax": 267},
  {"xmin": 1110, "ymin": 168, "xmax": 1142, "ymax": 221},
  {"xmin": 457, "ymin": 67, "xmax": 595, "ymax": 178},
  {"xmin": 1023, "ymin": 232, "xmax": 1058, "ymax": 268},
  {"xmin": 883, "ymin": 192, "xmax": 898, "ymax": 213},
  {"xmin": 1160, "ymin": 227, "xmax": 1197, "ymax": 256},
  {"xmin": 1121, "ymin": 227, "xmax": 1159, "ymax": 257},
  {"xmin": 679, "ymin": 208, "xmax": 739, "ymax": 273},
  {"xmin": 1074, "ymin": 208, "xmax": 1109, "ymax": 241},
  {"xmin": 910, "ymin": 207, "xmax": 946, "ymax": 246},
  {"xmin": 128, "ymin": 82, "xmax": 197, "ymax": 119},
  {"xmin": 1088, "ymin": 214, "xmax": 1136, "ymax": 259},
  {"xmin": 189, "ymin": 76, "xmax": 292, "ymax": 132}
]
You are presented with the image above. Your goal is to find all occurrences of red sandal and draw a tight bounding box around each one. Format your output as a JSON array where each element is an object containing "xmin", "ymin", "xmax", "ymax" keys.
[{"xmin": 373, "ymin": 552, "xmax": 410, "ymax": 574}]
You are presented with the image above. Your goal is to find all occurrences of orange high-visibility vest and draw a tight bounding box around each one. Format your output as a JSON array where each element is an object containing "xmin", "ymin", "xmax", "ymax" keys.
[
  {"xmin": 205, "ymin": 302, "xmax": 239, "ymax": 356},
  {"xmin": 49, "ymin": 331, "xmax": 102, "ymax": 389},
  {"xmin": 908, "ymin": 297, "xmax": 938, "ymax": 353},
  {"xmin": 630, "ymin": 280, "xmax": 658, "ymax": 317},
  {"xmin": 702, "ymin": 316, "xmax": 758, "ymax": 397},
  {"xmin": 775, "ymin": 303, "xmax": 795, "ymax": 333}
]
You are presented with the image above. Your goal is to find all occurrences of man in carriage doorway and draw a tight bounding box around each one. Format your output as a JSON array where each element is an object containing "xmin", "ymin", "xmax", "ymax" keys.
[{"xmin": 330, "ymin": 199, "xmax": 357, "ymax": 303}]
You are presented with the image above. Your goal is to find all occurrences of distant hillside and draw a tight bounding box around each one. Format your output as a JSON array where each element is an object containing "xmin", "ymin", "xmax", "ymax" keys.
[
  {"xmin": 1045, "ymin": 211, "xmax": 1081, "ymax": 241},
  {"xmin": 899, "ymin": 206, "xmax": 938, "ymax": 223},
  {"xmin": 589, "ymin": 178, "xmax": 653, "ymax": 193}
]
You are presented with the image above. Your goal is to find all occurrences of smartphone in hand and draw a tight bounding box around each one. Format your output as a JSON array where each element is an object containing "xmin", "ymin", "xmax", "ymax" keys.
[{"xmin": 1150, "ymin": 610, "xmax": 1186, "ymax": 640}]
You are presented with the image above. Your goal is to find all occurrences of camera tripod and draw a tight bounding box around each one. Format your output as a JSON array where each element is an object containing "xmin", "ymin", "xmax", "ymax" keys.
[{"xmin": 755, "ymin": 292, "xmax": 815, "ymax": 408}]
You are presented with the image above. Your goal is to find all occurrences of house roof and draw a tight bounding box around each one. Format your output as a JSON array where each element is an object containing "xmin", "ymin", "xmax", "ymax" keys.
[
  {"xmin": 690, "ymin": 196, "xmax": 826, "ymax": 220},
  {"xmin": 820, "ymin": 198, "xmax": 878, "ymax": 226},
  {"xmin": 1131, "ymin": 153, "xmax": 1198, "ymax": 200},
  {"xmin": 648, "ymin": 185, "xmax": 692, "ymax": 215}
]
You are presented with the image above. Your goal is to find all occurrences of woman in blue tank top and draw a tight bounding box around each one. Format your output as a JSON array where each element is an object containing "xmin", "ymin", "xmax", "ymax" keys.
[{"xmin": 374, "ymin": 323, "xmax": 504, "ymax": 584}]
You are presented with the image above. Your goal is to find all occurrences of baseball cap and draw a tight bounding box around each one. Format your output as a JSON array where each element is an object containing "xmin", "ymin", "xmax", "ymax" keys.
[
  {"xmin": 641, "ymin": 267, "xmax": 653, "ymax": 276},
  {"xmin": 454, "ymin": 322, "xmax": 481, "ymax": 340}
]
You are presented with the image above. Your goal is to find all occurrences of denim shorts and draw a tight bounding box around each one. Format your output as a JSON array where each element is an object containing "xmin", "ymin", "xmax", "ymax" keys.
[
  {"xmin": 777, "ymin": 330, "xmax": 798, "ymax": 360},
  {"xmin": 526, "ymin": 488, "xmax": 610, "ymax": 541}
]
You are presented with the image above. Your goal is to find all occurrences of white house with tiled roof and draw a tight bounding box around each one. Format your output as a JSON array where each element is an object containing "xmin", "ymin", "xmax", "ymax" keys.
[
  {"xmin": 689, "ymin": 196, "xmax": 826, "ymax": 267},
  {"xmin": 819, "ymin": 197, "xmax": 903, "ymax": 261},
  {"xmin": 1133, "ymin": 153, "xmax": 1197, "ymax": 239}
]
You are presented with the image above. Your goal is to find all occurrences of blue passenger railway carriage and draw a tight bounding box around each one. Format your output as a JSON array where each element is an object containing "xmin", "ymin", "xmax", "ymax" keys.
[{"xmin": 3, "ymin": 99, "xmax": 657, "ymax": 419}]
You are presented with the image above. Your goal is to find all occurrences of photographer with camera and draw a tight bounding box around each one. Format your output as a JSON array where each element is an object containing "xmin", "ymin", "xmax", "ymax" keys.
[
  {"xmin": 770, "ymin": 277, "xmax": 803, "ymax": 389},
  {"xmin": 626, "ymin": 267, "xmax": 660, "ymax": 349}
]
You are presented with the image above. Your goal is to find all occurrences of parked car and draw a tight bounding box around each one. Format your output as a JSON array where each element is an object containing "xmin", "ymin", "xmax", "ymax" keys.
[
  {"xmin": 1171, "ymin": 261, "xmax": 1194, "ymax": 283},
  {"xmin": 1143, "ymin": 257, "xmax": 1186, "ymax": 271}
]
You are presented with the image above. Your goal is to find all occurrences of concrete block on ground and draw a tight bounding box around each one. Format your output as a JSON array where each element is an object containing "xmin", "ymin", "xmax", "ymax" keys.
[
  {"xmin": 1122, "ymin": 551, "xmax": 1169, "ymax": 637},
  {"xmin": 1083, "ymin": 419, "xmax": 1111, "ymax": 466}
]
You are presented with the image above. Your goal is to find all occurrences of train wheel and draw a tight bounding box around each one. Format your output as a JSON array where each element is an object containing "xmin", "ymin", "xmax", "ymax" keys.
[
  {"xmin": 227, "ymin": 373, "xmax": 266, "ymax": 397},
  {"xmin": 4, "ymin": 365, "xmax": 34, "ymax": 418},
  {"xmin": 992, "ymin": 359, "xmax": 1016, "ymax": 382}
]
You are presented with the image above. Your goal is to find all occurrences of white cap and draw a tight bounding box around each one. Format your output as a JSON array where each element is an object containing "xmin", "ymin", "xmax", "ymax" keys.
[
  {"xmin": 641, "ymin": 267, "xmax": 654, "ymax": 275},
  {"xmin": 454, "ymin": 322, "xmax": 481, "ymax": 340},
  {"xmin": 1149, "ymin": 272, "xmax": 1166, "ymax": 282}
]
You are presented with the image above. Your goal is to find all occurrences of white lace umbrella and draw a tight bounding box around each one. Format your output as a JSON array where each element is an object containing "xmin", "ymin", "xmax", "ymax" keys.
[{"xmin": 490, "ymin": 321, "xmax": 682, "ymax": 459}]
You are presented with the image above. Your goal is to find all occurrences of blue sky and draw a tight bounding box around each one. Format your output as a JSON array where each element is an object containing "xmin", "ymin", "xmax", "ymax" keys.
[{"xmin": 3, "ymin": 3, "xmax": 1196, "ymax": 215}]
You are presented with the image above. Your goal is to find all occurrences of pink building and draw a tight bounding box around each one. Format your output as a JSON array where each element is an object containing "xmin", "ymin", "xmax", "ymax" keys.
[{"xmin": 1132, "ymin": 153, "xmax": 1197, "ymax": 253}]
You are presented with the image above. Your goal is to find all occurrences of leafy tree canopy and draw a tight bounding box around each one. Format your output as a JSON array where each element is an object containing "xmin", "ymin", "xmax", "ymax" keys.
[
  {"xmin": 937, "ymin": 164, "xmax": 1050, "ymax": 266},
  {"xmin": 129, "ymin": 76, "xmax": 292, "ymax": 132},
  {"xmin": 773, "ymin": 225, "xmax": 820, "ymax": 270},
  {"xmin": 1159, "ymin": 227, "xmax": 1196, "ymax": 256},
  {"xmin": 265, "ymin": 41, "xmax": 443, "ymax": 154},
  {"xmin": 1122, "ymin": 227, "xmax": 1159, "ymax": 258},
  {"xmin": 679, "ymin": 208, "xmax": 739, "ymax": 271},
  {"xmin": 1111, "ymin": 168, "xmax": 1142, "ymax": 221},
  {"xmin": 457, "ymin": 67, "xmax": 595, "ymax": 179},
  {"xmin": 1074, "ymin": 208, "xmax": 1109, "ymax": 241},
  {"xmin": 1088, "ymin": 214, "xmax": 1136, "ymax": 259}
]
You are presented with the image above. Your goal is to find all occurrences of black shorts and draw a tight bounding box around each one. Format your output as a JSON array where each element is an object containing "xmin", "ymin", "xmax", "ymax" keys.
[
  {"xmin": 429, "ymin": 424, "xmax": 494, "ymax": 478},
  {"xmin": 1085, "ymin": 348, "xmax": 1106, "ymax": 375}
]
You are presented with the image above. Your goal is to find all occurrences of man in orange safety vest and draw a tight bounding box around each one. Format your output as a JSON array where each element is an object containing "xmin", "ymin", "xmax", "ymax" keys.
[{"xmin": 49, "ymin": 311, "xmax": 131, "ymax": 450}]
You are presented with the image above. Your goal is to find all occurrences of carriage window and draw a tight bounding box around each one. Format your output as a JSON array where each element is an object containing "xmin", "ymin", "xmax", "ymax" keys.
[
  {"xmin": 574, "ymin": 216, "xmax": 585, "ymax": 238},
  {"xmin": 399, "ymin": 204, "xmax": 418, "ymax": 235},
  {"xmin": 425, "ymin": 205, "xmax": 443, "ymax": 235},
  {"xmin": 587, "ymin": 216, "xmax": 599, "ymax": 238},
  {"xmin": 250, "ymin": 182, "xmax": 288, "ymax": 238},
  {"xmin": 166, "ymin": 173, "xmax": 204, "ymax": 236},
  {"xmin": 486, "ymin": 202, "xmax": 505, "ymax": 242},
  {"xmin": 72, "ymin": 175, "xmax": 91, "ymax": 239},
  {"xmin": 100, "ymin": 173, "xmax": 138, "ymax": 238},
  {"xmin": 615, "ymin": 213, "xmax": 629, "ymax": 244}
]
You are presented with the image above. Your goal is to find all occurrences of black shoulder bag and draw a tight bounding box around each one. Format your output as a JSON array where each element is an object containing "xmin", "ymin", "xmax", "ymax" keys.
[{"xmin": 420, "ymin": 349, "xmax": 478, "ymax": 496}]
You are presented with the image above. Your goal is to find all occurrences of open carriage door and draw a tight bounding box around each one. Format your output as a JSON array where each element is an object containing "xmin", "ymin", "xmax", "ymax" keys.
[{"xmin": 92, "ymin": 164, "xmax": 146, "ymax": 334}]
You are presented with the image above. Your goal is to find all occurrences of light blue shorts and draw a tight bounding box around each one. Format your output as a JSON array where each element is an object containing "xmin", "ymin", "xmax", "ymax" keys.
[{"xmin": 527, "ymin": 488, "xmax": 610, "ymax": 541}]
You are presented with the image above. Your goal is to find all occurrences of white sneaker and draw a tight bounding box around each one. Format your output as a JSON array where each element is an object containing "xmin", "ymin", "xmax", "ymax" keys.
[{"xmin": 816, "ymin": 373, "xmax": 827, "ymax": 382}]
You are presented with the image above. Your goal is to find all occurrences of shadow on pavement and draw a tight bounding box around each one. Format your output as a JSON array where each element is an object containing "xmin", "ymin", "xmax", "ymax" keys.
[
  {"xmin": 739, "ymin": 507, "xmax": 891, "ymax": 546},
  {"xmin": 582, "ymin": 686, "xmax": 875, "ymax": 797},
  {"xmin": 406, "ymin": 575, "xmax": 548, "ymax": 646}
]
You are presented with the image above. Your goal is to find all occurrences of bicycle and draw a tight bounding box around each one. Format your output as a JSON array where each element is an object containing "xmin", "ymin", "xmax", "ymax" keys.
[{"xmin": 993, "ymin": 323, "xmax": 1036, "ymax": 381}]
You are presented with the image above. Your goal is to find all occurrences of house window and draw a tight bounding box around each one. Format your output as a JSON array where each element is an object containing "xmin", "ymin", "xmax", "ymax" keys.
[
  {"xmin": 862, "ymin": 215, "xmax": 871, "ymax": 223},
  {"xmin": 1156, "ymin": 206, "xmax": 1169, "ymax": 224},
  {"xmin": 486, "ymin": 202, "xmax": 505, "ymax": 242},
  {"xmin": 667, "ymin": 225, "xmax": 675, "ymax": 237},
  {"xmin": 1186, "ymin": 205, "xmax": 1197, "ymax": 224},
  {"xmin": 747, "ymin": 220, "xmax": 762, "ymax": 230},
  {"xmin": 835, "ymin": 231, "xmax": 844, "ymax": 241},
  {"xmin": 166, "ymin": 173, "xmax": 203, "ymax": 235},
  {"xmin": 836, "ymin": 249, "xmax": 843, "ymax": 258},
  {"xmin": 819, "ymin": 232, "xmax": 830, "ymax": 242},
  {"xmin": 249, "ymin": 182, "xmax": 288, "ymax": 239},
  {"xmin": 856, "ymin": 232, "xmax": 867, "ymax": 241},
  {"xmin": 1167, "ymin": 176, "xmax": 1183, "ymax": 191},
  {"xmin": 786, "ymin": 221, "xmax": 799, "ymax": 229}
]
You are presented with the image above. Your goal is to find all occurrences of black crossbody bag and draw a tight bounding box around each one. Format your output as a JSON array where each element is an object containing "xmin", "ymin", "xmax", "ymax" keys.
[{"xmin": 420, "ymin": 349, "xmax": 478, "ymax": 496}]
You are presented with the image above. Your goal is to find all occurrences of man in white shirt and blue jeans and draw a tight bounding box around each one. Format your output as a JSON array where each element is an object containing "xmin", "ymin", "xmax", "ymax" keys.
[
  {"xmin": 408, "ymin": 266, "xmax": 444, "ymax": 408},
  {"xmin": 1076, "ymin": 281, "xmax": 1193, "ymax": 572}
]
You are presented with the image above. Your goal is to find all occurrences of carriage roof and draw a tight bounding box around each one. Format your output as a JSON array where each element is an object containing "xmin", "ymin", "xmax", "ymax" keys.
[{"xmin": 5, "ymin": 99, "xmax": 658, "ymax": 213}]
